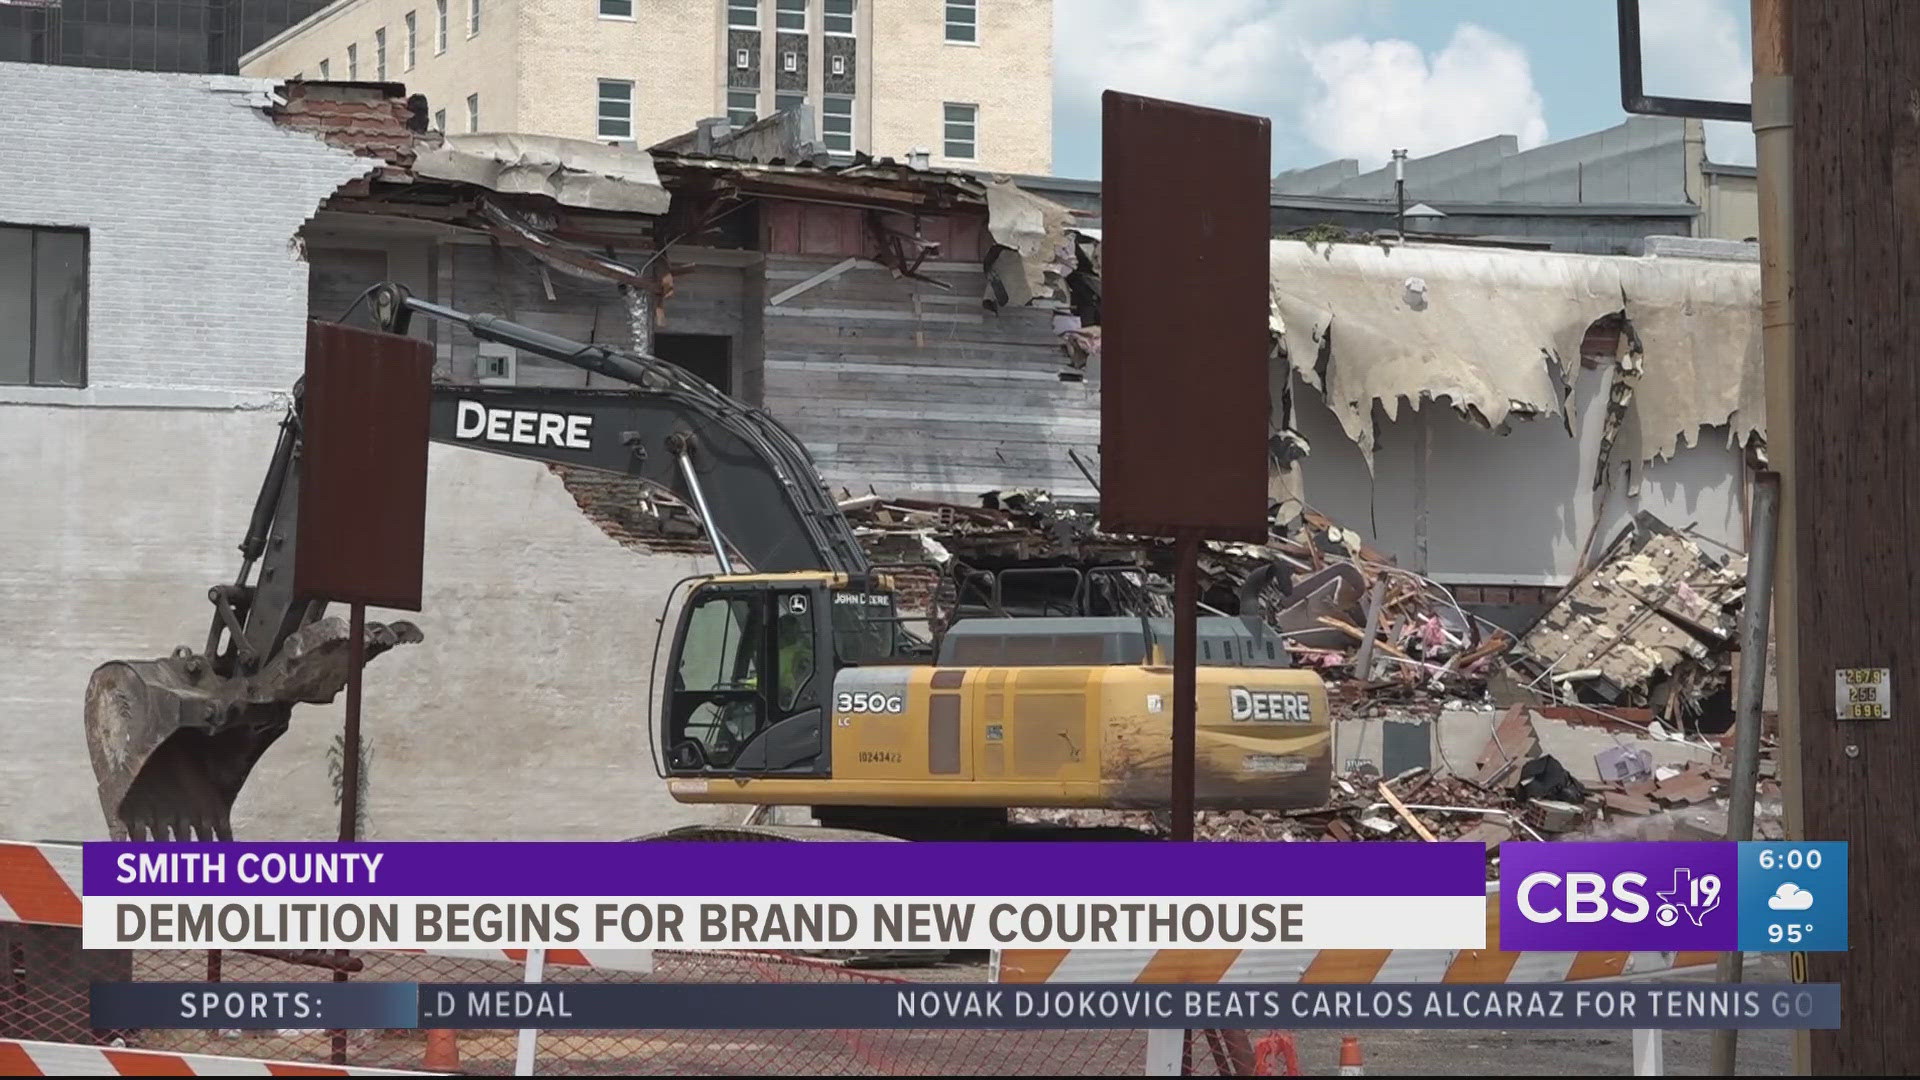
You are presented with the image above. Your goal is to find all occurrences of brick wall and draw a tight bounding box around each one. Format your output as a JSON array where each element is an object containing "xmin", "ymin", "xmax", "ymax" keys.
[{"xmin": 0, "ymin": 62, "xmax": 375, "ymax": 398}]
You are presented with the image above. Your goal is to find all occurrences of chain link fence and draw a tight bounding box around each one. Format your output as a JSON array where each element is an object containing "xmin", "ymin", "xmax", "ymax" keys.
[{"xmin": 4, "ymin": 926, "xmax": 1250, "ymax": 1075}]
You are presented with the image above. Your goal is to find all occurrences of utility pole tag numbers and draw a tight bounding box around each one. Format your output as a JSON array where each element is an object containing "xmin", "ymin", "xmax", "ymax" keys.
[{"xmin": 1834, "ymin": 668, "xmax": 1892, "ymax": 721}]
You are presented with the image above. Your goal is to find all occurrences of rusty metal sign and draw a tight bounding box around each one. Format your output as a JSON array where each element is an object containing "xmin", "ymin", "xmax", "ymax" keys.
[
  {"xmin": 293, "ymin": 320, "xmax": 432, "ymax": 611},
  {"xmin": 1098, "ymin": 90, "xmax": 1272, "ymax": 542}
]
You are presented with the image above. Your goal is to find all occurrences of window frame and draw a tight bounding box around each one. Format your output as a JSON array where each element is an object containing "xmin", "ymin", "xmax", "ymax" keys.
[
  {"xmin": 404, "ymin": 11, "xmax": 417, "ymax": 70},
  {"xmin": 598, "ymin": 0, "xmax": 634, "ymax": 20},
  {"xmin": 821, "ymin": 93, "xmax": 854, "ymax": 154},
  {"xmin": 346, "ymin": 42, "xmax": 357, "ymax": 79},
  {"xmin": 726, "ymin": 0, "xmax": 759, "ymax": 29},
  {"xmin": 774, "ymin": 90, "xmax": 805, "ymax": 116},
  {"xmin": 318, "ymin": 57, "xmax": 330, "ymax": 78},
  {"xmin": 433, "ymin": 107, "xmax": 446, "ymax": 132},
  {"xmin": 468, "ymin": 0, "xmax": 480, "ymax": 38},
  {"xmin": 942, "ymin": 101, "xmax": 978, "ymax": 161},
  {"xmin": 774, "ymin": 0, "xmax": 806, "ymax": 33},
  {"xmin": 374, "ymin": 27, "xmax": 386, "ymax": 81},
  {"xmin": 466, "ymin": 92, "xmax": 480, "ymax": 133},
  {"xmin": 726, "ymin": 89, "xmax": 759, "ymax": 130},
  {"xmin": 435, "ymin": 0, "xmax": 447, "ymax": 54},
  {"xmin": 0, "ymin": 223, "xmax": 90, "ymax": 389},
  {"xmin": 824, "ymin": 0, "xmax": 855, "ymax": 36},
  {"xmin": 597, "ymin": 78, "xmax": 635, "ymax": 141},
  {"xmin": 945, "ymin": 0, "xmax": 978, "ymax": 45}
]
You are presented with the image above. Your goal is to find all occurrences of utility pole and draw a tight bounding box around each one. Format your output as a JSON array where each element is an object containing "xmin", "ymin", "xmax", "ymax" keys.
[{"xmin": 1789, "ymin": 0, "xmax": 1920, "ymax": 1072}]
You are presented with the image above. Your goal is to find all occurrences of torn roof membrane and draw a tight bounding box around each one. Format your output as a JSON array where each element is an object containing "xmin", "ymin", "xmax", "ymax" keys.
[{"xmin": 1266, "ymin": 239, "xmax": 1762, "ymax": 469}]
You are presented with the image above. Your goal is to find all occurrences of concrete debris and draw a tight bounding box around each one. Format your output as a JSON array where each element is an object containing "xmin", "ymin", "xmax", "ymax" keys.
[{"xmin": 1506, "ymin": 510, "xmax": 1746, "ymax": 725}]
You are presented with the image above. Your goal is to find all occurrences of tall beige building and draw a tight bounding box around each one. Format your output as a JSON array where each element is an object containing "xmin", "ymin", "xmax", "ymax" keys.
[{"xmin": 241, "ymin": 0, "xmax": 1053, "ymax": 174}]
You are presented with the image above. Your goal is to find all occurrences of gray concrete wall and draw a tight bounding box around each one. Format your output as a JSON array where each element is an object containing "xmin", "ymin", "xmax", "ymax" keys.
[
  {"xmin": 1294, "ymin": 363, "xmax": 1745, "ymax": 586},
  {"xmin": 0, "ymin": 403, "xmax": 724, "ymax": 842}
]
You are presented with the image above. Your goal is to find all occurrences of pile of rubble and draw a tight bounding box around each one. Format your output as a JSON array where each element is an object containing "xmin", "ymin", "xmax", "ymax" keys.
[
  {"xmin": 839, "ymin": 490, "xmax": 1504, "ymax": 693},
  {"xmin": 1013, "ymin": 704, "xmax": 1781, "ymax": 866},
  {"xmin": 1500, "ymin": 511, "xmax": 1748, "ymax": 731}
]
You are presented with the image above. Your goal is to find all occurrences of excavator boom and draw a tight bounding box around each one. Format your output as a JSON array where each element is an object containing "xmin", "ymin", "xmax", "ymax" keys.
[{"xmin": 85, "ymin": 285, "xmax": 870, "ymax": 840}]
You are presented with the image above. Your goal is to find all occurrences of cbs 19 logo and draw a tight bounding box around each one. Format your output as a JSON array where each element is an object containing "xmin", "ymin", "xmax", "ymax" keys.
[{"xmin": 1516, "ymin": 870, "xmax": 1722, "ymax": 926}]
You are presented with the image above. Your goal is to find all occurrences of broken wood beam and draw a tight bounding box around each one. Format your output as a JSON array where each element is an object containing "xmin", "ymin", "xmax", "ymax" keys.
[{"xmin": 1378, "ymin": 781, "xmax": 1437, "ymax": 841}]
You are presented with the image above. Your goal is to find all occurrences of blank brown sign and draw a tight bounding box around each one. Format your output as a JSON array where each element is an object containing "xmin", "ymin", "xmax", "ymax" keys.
[
  {"xmin": 293, "ymin": 320, "xmax": 432, "ymax": 611},
  {"xmin": 1098, "ymin": 90, "xmax": 1272, "ymax": 542}
]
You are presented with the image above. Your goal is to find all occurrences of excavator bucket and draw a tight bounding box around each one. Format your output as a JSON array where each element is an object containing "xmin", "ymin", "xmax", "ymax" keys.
[{"xmin": 84, "ymin": 616, "xmax": 422, "ymax": 841}]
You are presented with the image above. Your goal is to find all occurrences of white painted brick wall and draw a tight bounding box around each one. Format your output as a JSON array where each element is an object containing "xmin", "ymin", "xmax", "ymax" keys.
[{"xmin": 0, "ymin": 62, "xmax": 376, "ymax": 397}]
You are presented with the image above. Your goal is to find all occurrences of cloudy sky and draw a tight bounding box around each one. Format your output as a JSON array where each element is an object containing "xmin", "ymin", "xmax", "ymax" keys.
[{"xmin": 1049, "ymin": 0, "xmax": 1754, "ymax": 179}]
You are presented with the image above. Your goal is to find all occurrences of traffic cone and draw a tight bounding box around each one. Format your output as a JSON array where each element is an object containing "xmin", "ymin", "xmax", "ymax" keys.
[
  {"xmin": 423, "ymin": 1027, "xmax": 460, "ymax": 1072},
  {"xmin": 1337, "ymin": 1035, "xmax": 1365, "ymax": 1075}
]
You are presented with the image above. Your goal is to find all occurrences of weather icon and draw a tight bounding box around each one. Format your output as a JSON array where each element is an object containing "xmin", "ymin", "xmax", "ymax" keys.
[{"xmin": 1768, "ymin": 883, "xmax": 1815, "ymax": 911}]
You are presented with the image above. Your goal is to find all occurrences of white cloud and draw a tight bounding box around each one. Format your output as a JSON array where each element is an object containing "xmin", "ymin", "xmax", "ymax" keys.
[
  {"xmin": 1299, "ymin": 25, "xmax": 1548, "ymax": 169},
  {"xmin": 1637, "ymin": 0, "xmax": 1755, "ymax": 164},
  {"xmin": 1051, "ymin": 0, "xmax": 1383, "ymax": 174},
  {"xmin": 1054, "ymin": 0, "xmax": 1370, "ymax": 110}
]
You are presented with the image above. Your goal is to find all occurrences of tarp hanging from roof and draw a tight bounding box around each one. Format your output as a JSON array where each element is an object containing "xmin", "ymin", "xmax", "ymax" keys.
[{"xmin": 1267, "ymin": 239, "xmax": 1763, "ymax": 470}]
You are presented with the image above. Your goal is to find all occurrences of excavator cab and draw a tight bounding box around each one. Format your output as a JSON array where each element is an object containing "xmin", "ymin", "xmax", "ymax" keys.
[{"xmin": 660, "ymin": 575, "xmax": 902, "ymax": 779}]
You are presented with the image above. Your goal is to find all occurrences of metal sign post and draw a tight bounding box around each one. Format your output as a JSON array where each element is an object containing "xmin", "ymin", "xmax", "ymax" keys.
[
  {"xmin": 295, "ymin": 319, "xmax": 433, "ymax": 1067},
  {"xmin": 1101, "ymin": 92, "xmax": 1269, "ymax": 1074}
]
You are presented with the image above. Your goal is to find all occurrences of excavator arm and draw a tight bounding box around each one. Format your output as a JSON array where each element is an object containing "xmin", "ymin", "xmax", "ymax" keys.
[{"xmin": 84, "ymin": 284, "xmax": 871, "ymax": 841}]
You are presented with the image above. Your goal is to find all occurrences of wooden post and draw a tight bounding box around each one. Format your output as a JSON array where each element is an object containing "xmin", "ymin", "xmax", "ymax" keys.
[{"xmin": 1792, "ymin": 0, "xmax": 1920, "ymax": 1071}]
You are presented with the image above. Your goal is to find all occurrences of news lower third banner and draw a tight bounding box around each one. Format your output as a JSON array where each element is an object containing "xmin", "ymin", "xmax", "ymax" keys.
[
  {"xmin": 83, "ymin": 841, "xmax": 1487, "ymax": 951},
  {"xmin": 80, "ymin": 840, "xmax": 1849, "ymax": 953},
  {"xmin": 91, "ymin": 982, "xmax": 1841, "ymax": 1031}
]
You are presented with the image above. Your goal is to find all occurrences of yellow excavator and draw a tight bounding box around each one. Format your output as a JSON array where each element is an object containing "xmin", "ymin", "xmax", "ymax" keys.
[{"xmin": 83, "ymin": 284, "xmax": 1331, "ymax": 844}]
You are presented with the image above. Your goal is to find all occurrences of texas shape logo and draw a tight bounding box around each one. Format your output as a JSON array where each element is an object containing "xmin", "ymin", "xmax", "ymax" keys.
[{"xmin": 1655, "ymin": 867, "xmax": 1723, "ymax": 927}]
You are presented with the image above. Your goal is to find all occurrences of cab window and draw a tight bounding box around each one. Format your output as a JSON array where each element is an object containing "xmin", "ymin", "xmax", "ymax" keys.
[
  {"xmin": 671, "ymin": 593, "xmax": 764, "ymax": 768},
  {"xmin": 831, "ymin": 591, "xmax": 898, "ymax": 664},
  {"xmin": 677, "ymin": 594, "xmax": 760, "ymax": 692},
  {"xmin": 774, "ymin": 593, "xmax": 816, "ymax": 712}
]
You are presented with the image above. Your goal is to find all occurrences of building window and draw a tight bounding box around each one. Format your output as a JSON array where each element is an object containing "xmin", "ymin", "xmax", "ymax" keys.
[
  {"xmin": 600, "ymin": 0, "xmax": 632, "ymax": 17},
  {"xmin": 727, "ymin": 89, "xmax": 758, "ymax": 129},
  {"xmin": 468, "ymin": 0, "xmax": 480, "ymax": 37},
  {"xmin": 775, "ymin": 91, "xmax": 804, "ymax": 116},
  {"xmin": 775, "ymin": 0, "xmax": 804, "ymax": 32},
  {"xmin": 467, "ymin": 92, "xmax": 480, "ymax": 132},
  {"xmin": 0, "ymin": 225, "xmax": 88, "ymax": 388},
  {"xmin": 319, "ymin": 58, "xmax": 331, "ymax": 78},
  {"xmin": 433, "ymin": 107, "xmax": 447, "ymax": 132},
  {"xmin": 822, "ymin": 94, "xmax": 852, "ymax": 153},
  {"xmin": 436, "ymin": 0, "xmax": 448, "ymax": 53},
  {"xmin": 943, "ymin": 102, "xmax": 976, "ymax": 159},
  {"xmin": 598, "ymin": 79, "xmax": 633, "ymax": 140},
  {"xmin": 347, "ymin": 43, "xmax": 357, "ymax": 79},
  {"xmin": 825, "ymin": 0, "xmax": 854, "ymax": 35},
  {"xmin": 945, "ymin": 0, "xmax": 976, "ymax": 44},
  {"xmin": 405, "ymin": 12, "xmax": 417, "ymax": 69},
  {"xmin": 375, "ymin": 28, "xmax": 387, "ymax": 80},
  {"xmin": 727, "ymin": 0, "xmax": 758, "ymax": 28}
]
